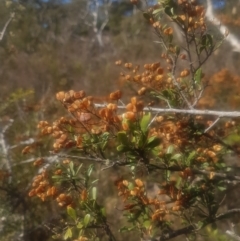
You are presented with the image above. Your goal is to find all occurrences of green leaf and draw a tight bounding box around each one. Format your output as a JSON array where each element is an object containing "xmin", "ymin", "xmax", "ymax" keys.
[
  {"xmin": 91, "ymin": 179, "xmax": 99, "ymax": 184},
  {"xmin": 171, "ymin": 153, "xmax": 182, "ymax": 160},
  {"xmin": 143, "ymin": 220, "xmax": 151, "ymax": 228},
  {"xmin": 75, "ymin": 163, "xmax": 83, "ymax": 175},
  {"xmin": 146, "ymin": 136, "xmax": 161, "ymax": 149},
  {"xmin": 119, "ymin": 226, "xmax": 129, "ymax": 233},
  {"xmin": 117, "ymin": 144, "xmax": 130, "ymax": 152},
  {"xmin": 63, "ymin": 228, "xmax": 72, "ymax": 240},
  {"xmin": 201, "ymin": 34, "xmax": 213, "ymax": 50},
  {"xmin": 101, "ymin": 132, "xmax": 109, "ymax": 150},
  {"xmin": 92, "ymin": 187, "xmax": 97, "ymax": 200},
  {"xmin": 217, "ymin": 186, "xmax": 226, "ymax": 191},
  {"xmin": 117, "ymin": 131, "xmax": 129, "ymax": 145},
  {"xmin": 51, "ymin": 175, "xmax": 62, "ymax": 179},
  {"xmin": 197, "ymin": 221, "xmax": 204, "ymax": 230},
  {"xmin": 186, "ymin": 151, "xmax": 196, "ymax": 165},
  {"xmin": 143, "ymin": 12, "xmax": 151, "ymax": 21},
  {"xmin": 83, "ymin": 214, "xmax": 91, "ymax": 226},
  {"xmin": 67, "ymin": 206, "xmax": 77, "ymax": 221},
  {"xmin": 167, "ymin": 145, "xmax": 174, "ymax": 154},
  {"xmin": 140, "ymin": 113, "xmax": 151, "ymax": 133},
  {"xmin": 77, "ymin": 222, "xmax": 83, "ymax": 229},
  {"xmin": 152, "ymin": 8, "xmax": 163, "ymax": 15},
  {"xmin": 87, "ymin": 164, "xmax": 94, "ymax": 177},
  {"xmin": 101, "ymin": 207, "xmax": 106, "ymax": 217},
  {"xmin": 194, "ymin": 68, "xmax": 202, "ymax": 85},
  {"xmin": 52, "ymin": 234, "xmax": 60, "ymax": 239},
  {"xmin": 175, "ymin": 45, "xmax": 180, "ymax": 55},
  {"xmin": 69, "ymin": 161, "xmax": 75, "ymax": 175}
]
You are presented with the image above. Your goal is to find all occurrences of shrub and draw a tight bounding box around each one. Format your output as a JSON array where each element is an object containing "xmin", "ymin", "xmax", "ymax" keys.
[{"xmin": 24, "ymin": 1, "xmax": 240, "ymax": 240}]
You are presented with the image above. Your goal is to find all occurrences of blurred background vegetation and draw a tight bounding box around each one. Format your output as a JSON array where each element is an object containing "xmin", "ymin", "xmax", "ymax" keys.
[{"xmin": 0, "ymin": 0, "xmax": 240, "ymax": 240}]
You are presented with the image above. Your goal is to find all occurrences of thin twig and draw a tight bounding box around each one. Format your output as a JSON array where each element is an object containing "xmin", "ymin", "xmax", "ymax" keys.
[
  {"xmin": 225, "ymin": 230, "xmax": 240, "ymax": 241},
  {"xmin": 94, "ymin": 103, "xmax": 240, "ymax": 117},
  {"xmin": 151, "ymin": 209, "xmax": 240, "ymax": 241},
  {"xmin": 204, "ymin": 116, "xmax": 221, "ymax": 133},
  {"xmin": 0, "ymin": 13, "xmax": 14, "ymax": 41}
]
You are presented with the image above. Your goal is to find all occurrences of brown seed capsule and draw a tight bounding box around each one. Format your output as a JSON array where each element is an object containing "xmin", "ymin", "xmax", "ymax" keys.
[
  {"xmin": 122, "ymin": 111, "xmax": 135, "ymax": 121},
  {"xmin": 28, "ymin": 189, "xmax": 36, "ymax": 197},
  {"xmin": 135, "ymin": 179, "xmax": 144, "ymax": 187},
  {"xmin": 135, "ymin": 101, "xmax": 144, "ymax": 112},
  {"xmin": 163, "ymin": 27, "xmax": 173, "ymax": 35},
  {"xmin": 33, "ymin": 158, "xmax": 44, "ymax": 166},
  {"xmin": 73, "ymin": 90, "xmax": 86, "ymax": 100},
  {"xmin": 109, "ymin": 90, "xmax": 122, "ymax": 100},
  {"xmin": 22, "ymin": 146, "xmax": 31, "ymax": 155},
  {"xmin": 76, "ymin": 112, "xmax": 91, "ymax": 122},
  {"xmin": 56, "ymin": 91, "xmax": 65, "ymax": 101},
  {"xmin": 138, "ymin": 87, "xmax": 147, "ymax": 95}
]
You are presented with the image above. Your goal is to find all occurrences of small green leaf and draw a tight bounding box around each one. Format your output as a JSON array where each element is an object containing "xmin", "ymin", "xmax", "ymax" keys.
[
  {"xmin": 194, "ymin": 68, "xmax": 202, "ymax": 85},
  {"xmin": 77, "ymin": 222, "xmax": 83, "ymax": 229},
  {"xmin": 117, "ymin": 131, "xmax": 129, "ymax": 145},
  {"xmin": 117, "ymin": 144, "xmax": 130, "ymax": 152},
  {"xmin": 167, "ymin": 145, "xmax": 174, "ymax": 154},
  {"xmin": 52, "ymin": 234, "xmax": 60, "ymax": 239},
  {"xmin": 101, "ymin": 207, "xmax": 106, "ymax": 217},
  {"xmin": 217, "ymin": 186, "xmax": 226, "ymax": 191},
  {"xmin": 119, "ymin": 226, "xmax": 129, "ymax": 233},
  {"xmin": 197, "ymin": 221, "xmax": 204, "ymax": 230},
  {"xmin": 175, "ymin": 45, "xmax": 180, "ymax": 55},
  {"xmin": 67, "ymin": 206, "xmax": 77, "ymax": 221},
  {"xmin": 75, "ymin": 163, "xmax": 83, "ymax": 175},
  {"xmin": 87, "ymin": 164, "xmax": 94, "ymax": 177},
  {"xmin": 146, "ymin": 136, "xmax": 161, "ymax": 148},
  {"xmin": 152, "ymin": 8, "xmax": 163, "ymax": 15},
  {"xmin": 143, "ymin": 220, "xmax": 151, "ymax": 228},
  {"xmin": 69, "ymin": 161, "xmax": 75, "ymax": 175},
  {"xmin": 171, "ymin": 153, "xmax": 182, "ymax": 161},
  {"xmin": 92, "ymin": 187, "xmax": 97, "ymax": 200},
  {"xmin": 140, "ymin": 113, "xmax": 151, "ymax": 133},
  {"xmin": 63, "ymin": 228, "xmax": 72, "ymax": 240},
  {"xmin": 186, "ymin": 151, "xmax": 196, "ymax": 165},
  {"xmin": 51, "ymin": 175, "xmax": 62, "ymax": 179},
  {"xmin": 83, "ymin": 214, "xmax": 91, "ymax": 226}
]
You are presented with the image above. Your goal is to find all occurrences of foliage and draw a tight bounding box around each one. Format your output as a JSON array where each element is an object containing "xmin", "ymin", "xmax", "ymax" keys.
[{"xmin": 15, "ymin": 1, "xmax": 240, "ymax": 241}]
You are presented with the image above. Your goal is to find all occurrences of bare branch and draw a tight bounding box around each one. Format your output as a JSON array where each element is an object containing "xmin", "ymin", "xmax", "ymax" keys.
[
  {"xmin": 204, "ymin": 117, "xmax": 221, "ymax": 133},
  {"xmin": 0, "ymin": 13, "xmax": 15, "ymax": 41},
  {"xmin": 94, "ymin": 103, "xmax": 240, "ymax": 118},
  {"xmin": 0, "ymin": 119, "xmax": 14, "ymax": 183},
  {"xmin": 152, "ymin": 209, "xmax": 240, "ymax": 241},
  {"xmin": 226, "ymin": 230, "xmax": 240, "ymax": 241},
  {"xmin": 205, "ymin": 0, "xmax": 240, "ymax": 52}
]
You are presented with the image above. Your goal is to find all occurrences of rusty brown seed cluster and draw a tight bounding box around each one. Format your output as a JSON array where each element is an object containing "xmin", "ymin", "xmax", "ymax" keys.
[
  {"xmin": 116, "ymin": 61, "xmax": 176, "ymax": 98},
  {"xmin": 28, "ymin": 162, "xmax": 75, "ymax": 208},
  {"xmin": 33, "ymin": 89, "xmax": 151, "ymax": 152},
  {"xmin": 149, "ymin": 0, "xmax": 206, "ymax": 34},
  {"xmin": 28, "ymin": 169, "xmax": 56, "ymax": 201},
  {"xmin": 115, "ymin": 178, "xmax": 197, "ymax": 223}
]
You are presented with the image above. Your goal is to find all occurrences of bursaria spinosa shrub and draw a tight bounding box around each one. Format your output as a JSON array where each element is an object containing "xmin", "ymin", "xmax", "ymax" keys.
[{"xmin": 23, "ymin": 1, "xmax": 240, "ymax": 240}]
